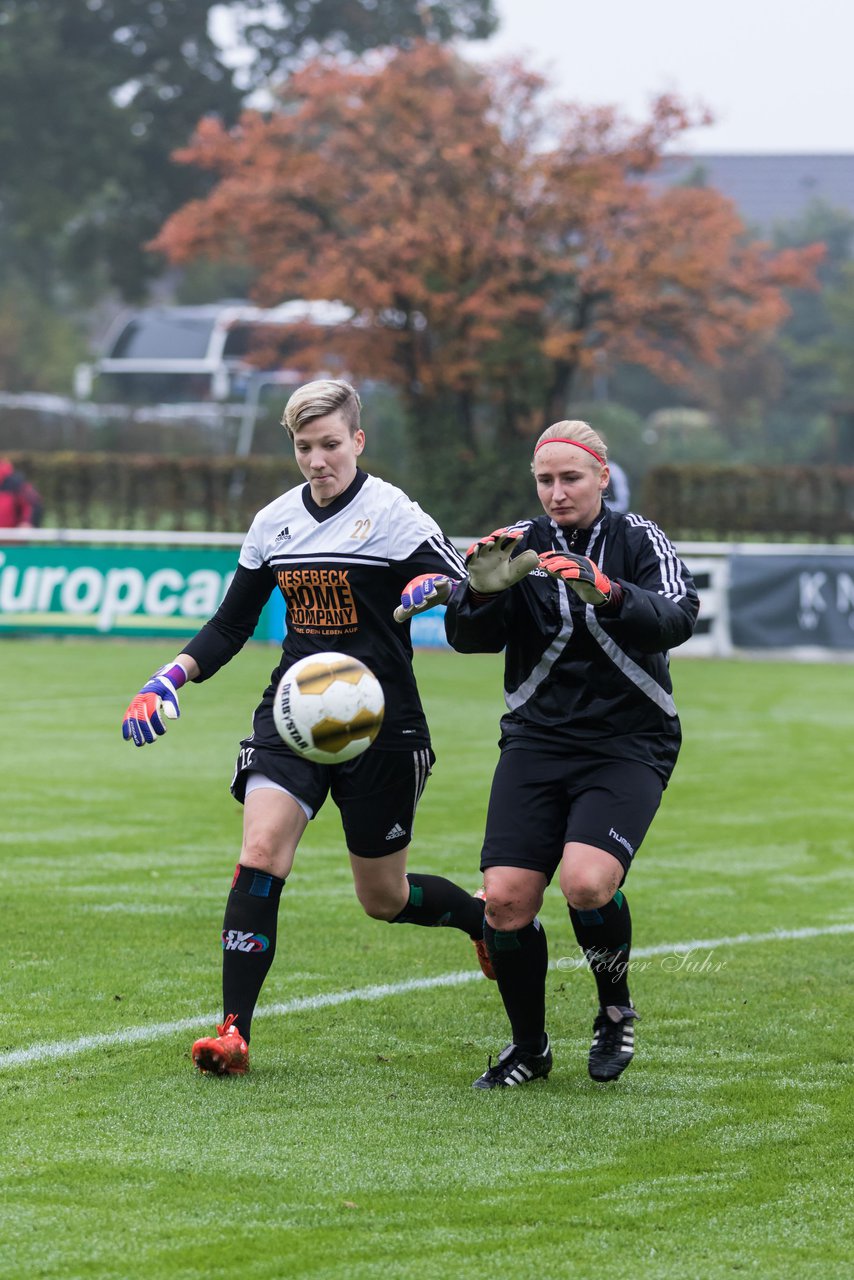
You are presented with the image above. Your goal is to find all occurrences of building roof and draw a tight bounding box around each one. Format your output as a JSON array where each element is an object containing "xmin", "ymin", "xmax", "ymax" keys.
[{"xmin": 651, "ymin": 153, "xmax": 854, "ymax": 232}]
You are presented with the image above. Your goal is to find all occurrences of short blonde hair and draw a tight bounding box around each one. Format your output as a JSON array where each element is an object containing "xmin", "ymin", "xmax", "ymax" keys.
[
  {"xmin": 281, "ymin": 379, "xmax": 362, "ymax": 439},
  {"xmin": 531, "ymin": 419, "xmax": 608, "ymax": 472}
]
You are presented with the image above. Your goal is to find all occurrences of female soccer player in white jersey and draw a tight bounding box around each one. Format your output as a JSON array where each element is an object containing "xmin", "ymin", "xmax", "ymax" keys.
[{"xmin": 122, "ymin": 379, "xmax": 489, "ymax": 1076}]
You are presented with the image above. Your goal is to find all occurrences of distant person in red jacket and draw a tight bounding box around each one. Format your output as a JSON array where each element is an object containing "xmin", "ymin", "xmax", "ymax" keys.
[{"xmin": 0, "ymin": 459, "xmax": 43, "ymax": 528}]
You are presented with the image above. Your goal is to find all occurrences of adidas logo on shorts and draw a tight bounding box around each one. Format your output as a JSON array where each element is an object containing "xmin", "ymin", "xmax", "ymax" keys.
[{"xmin": 385, "ymin": 822, "xmax": 406, "ymax": 841}]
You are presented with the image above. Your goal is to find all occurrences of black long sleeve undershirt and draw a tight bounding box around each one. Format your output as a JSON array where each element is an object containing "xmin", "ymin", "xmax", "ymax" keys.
[{"xmin": 182, "ymin": 563, "xmax": 276, "ymax": 681}]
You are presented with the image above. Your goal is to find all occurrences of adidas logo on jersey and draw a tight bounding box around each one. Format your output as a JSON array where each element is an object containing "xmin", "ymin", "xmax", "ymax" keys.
[
  {"xmin": 385, "ymin": 822, "xmax": 406, "ymax": 841},
  {"xmin": 274, "ymin": 526, "xmax": 292, "ymax": 543}
]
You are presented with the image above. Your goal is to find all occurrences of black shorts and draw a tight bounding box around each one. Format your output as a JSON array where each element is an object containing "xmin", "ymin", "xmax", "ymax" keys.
[
  {"xmin": 231, "ymin": 729, "xmax": 434, "ymax": 857},
  {"xmin": 480, "ymin": 746, "xmax": 664, "ymax": 882}
]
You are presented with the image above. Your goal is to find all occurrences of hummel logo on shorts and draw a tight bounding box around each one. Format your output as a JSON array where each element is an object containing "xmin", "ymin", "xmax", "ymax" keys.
[{"xmin": 385, "ymin": 822, "xmax": 406, "ymax": 841}]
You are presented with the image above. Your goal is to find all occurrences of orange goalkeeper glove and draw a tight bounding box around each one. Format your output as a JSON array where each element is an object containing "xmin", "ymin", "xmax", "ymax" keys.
[{"xmin": 538, "ymin": 550, "xmax": 614, "ymax": 606}]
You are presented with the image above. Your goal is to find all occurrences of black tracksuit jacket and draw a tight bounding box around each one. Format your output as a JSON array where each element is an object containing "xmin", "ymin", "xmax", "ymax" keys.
[{"xmin": 444, "ymin": 505, "xmax": 700, "ymax": 783}]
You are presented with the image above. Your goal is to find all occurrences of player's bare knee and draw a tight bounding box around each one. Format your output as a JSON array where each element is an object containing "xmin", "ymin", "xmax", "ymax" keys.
[
  {"xmin": 483, "ymin": 892, "xmax": 538, "ymax": 932},
  {"xmin": 364, "ymin": 900, "xmax": 400, "ymax": 921},
  {"xmin": 240, "ymin": 831, "xmax": 285, "ymax": 873},
  {"xmin": 563, "ymin": 873, "xmax": 619, "ymax": 911},
  {"xmin": 355, "ymin": 887, "xmax": 405, "ymax": 921}
]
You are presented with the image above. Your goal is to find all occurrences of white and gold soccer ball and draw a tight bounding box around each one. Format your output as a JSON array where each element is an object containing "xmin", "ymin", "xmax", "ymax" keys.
[{"xmin": 273, "ymin": 652, "xmax": 385, "ymax": 764}]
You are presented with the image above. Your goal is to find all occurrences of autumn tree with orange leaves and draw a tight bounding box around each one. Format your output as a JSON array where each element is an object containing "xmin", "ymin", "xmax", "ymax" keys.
[{"xmin": 151, "ymin": 43, "xmax": 822, "ymax": 470}]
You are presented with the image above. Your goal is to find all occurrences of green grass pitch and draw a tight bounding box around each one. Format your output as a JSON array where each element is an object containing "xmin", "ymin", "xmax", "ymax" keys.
[{"xmin": 1, "ymin": 638, "xmax": 852, "ymax": 1278}]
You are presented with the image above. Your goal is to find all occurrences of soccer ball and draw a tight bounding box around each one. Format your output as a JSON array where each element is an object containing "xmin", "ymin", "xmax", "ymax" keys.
[{"xmin": 272, "ymin": 652, "xmax": 385, "ymax": 764}]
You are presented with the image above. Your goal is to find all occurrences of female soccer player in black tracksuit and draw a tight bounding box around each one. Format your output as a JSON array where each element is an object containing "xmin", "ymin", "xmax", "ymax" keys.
[{"xmin": 443, "ymin": 420, "xmax": 699, "ymax": 1088}]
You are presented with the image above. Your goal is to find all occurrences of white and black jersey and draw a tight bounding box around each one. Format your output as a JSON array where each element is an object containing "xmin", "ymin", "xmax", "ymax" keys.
[
  {"xmin": 182, "ymin": 469, "xmax": 466, "ymax": 750},
  {"xmin": 444, "ymin": 505, "xmax": 699, "ymax": 781}
]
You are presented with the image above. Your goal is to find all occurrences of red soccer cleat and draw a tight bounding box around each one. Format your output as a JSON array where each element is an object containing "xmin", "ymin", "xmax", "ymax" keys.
[
  {"xmin": 191, "ymin": 1013, "xmax": 250, "ymax": 1076},
  {"xmin": 472, "ymin": 887, "xmax": 496, "ymax": 981}
]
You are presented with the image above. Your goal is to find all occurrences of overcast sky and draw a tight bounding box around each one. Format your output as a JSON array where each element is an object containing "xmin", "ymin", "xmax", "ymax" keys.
[{"xmin": 464, "ymin": 0, "xmax": 852, "ymax": 153}]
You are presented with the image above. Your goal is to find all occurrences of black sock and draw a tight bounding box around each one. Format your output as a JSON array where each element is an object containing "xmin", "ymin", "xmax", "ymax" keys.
[
  {"xmin": 391, "ymin": 873, "xmax": 484, "ymax": 938},
  {"xmin": 483, "ymin": 918, "xmax": 549, "ymax": 1053},
  {"xmin": 569, "ymin": 890, "xmax": 632, "ymax": 1008},
  {"xmin": 221, "ymin": 863, "xmax": 285, "ymax": 1042}
]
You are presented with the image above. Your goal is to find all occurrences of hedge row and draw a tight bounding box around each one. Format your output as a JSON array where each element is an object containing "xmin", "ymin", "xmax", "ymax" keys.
[
  {"xmin": 6, "ymin": 452, "xmax": 854, "ymax": 540},
  {"xmin": 641, "ymin": 464, "xmax": 854, "ymax": 542},
  {"xmin": 4, "ymin": 451, "xmax": 309, "ymax": 533}
]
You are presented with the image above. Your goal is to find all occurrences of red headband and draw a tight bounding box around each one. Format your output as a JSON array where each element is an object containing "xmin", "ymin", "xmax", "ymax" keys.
[{"xmin": 534, "ymin": 437, "xmax": 605, "ymax": 465}]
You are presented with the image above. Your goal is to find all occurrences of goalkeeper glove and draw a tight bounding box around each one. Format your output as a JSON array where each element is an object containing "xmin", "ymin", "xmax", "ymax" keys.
[
  {"xmin": 393, "ymin": 574, "xmax": 456, "ymax": 623},
  {"xmin": 465, "ymin": 528, "xmax": 539, "ymax": 596},
  {"xmin": 122, "ymin": 662, "xmax": 189, "ymax": 747},
  {"xmin": 538, "ymin": 550, "xmax": 614, "ymax": 606}
]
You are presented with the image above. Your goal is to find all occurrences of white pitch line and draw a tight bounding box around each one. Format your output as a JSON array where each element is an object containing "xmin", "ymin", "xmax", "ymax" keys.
[{"xmin": 2, "ymin": 922, "xmax": 852, "ymax": 1071}]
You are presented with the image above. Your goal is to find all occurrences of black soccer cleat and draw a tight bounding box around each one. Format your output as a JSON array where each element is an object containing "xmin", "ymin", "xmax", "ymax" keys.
[
  {"xmin": 472, "ymin": 1036, "xmax": 553, "ymax": 1089},
  {"xmin": 588, "ymin": 1005, "xmax": 639, "ymax": 1082}
]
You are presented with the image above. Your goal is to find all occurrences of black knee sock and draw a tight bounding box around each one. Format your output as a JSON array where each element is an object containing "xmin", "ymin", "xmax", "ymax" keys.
[
  {"xmin": 483, "ymin": 919, "xmax": 549, "ymax": 1053},
  {"xmin": 569, "ymin": 890, "xmax": 632, "ymax": 1008},
  {"xmin": 391, "ymin": 873, "xmax": 484, "ymax": 939},
  {"xmin": 221, "ymin": 863, "xmax": 285, "ymax": 1042}
]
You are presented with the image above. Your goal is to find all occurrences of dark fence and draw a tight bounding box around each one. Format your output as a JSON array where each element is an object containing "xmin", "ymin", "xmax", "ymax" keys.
[
  {"xmin": 6, "ymin": 452, "xmax": 854, "ymax": 540},
  {"xmin": 641, "ymin": 464, "xmax": 854, "ymax": 542},
  {"xmin": 4, "ymin": 451, "xmax": 306, "ymax": 532}
]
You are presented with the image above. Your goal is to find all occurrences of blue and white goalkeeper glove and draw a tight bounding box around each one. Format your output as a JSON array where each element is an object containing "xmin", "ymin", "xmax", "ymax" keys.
[
  {"xmin": 394, "ymin": 574, "xmax": 456, "ymax": 623},
  {"xmin": 122, "ymin": 662, "xmax": 189, "ymax": 746}
]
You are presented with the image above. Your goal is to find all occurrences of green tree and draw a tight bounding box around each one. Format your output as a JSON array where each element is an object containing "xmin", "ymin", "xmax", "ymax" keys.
[
  {"xmin": 820, "ymin": 262, "xmax": 854, "ymax": 399},
  {"xmin": 773, "ymin": 201, "xmax": 854, "ymax": 415},
  {"xmin": 698, "ymin": 202, "xmax": 854, "ymax": 461},
  {"xmin": 0, "ymin": 1, "xmax": 244, "ymax": 300},
  {"xmin": 0, "ymin": 279, "xmax": 88, "ymax": 391},
  {"xmin": 0, "ymin": 0, "xmax": 497, "ymax": 304},
  {"xmin": 231, "ymin": 0, "xmax": 496, "ymax": 87}
]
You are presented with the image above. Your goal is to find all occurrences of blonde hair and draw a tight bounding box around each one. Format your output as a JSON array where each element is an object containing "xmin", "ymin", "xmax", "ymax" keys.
[
  {"xmin": 531, "ymin": 420, "xmax": 608, "ymax": 472},
  {"xmin": 281, "ymin": 379, "xmax": 362, "ymax": 439}
]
